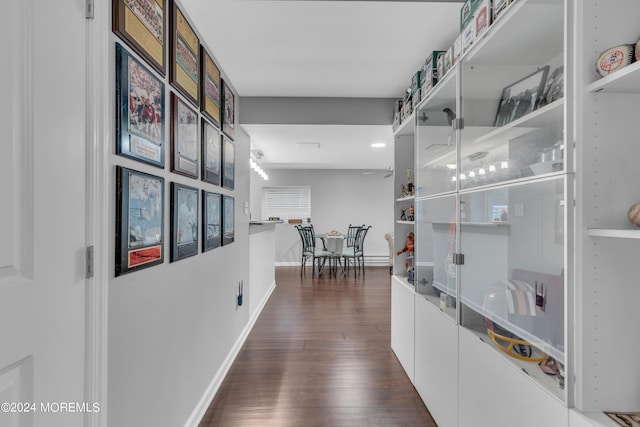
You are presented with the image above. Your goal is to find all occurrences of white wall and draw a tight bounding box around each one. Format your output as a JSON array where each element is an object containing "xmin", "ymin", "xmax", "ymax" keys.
[
  {"xmin": 108, "ymin": 126, "xmax": 251, "ymax": 427},
  {"xmin": 251, "ymin": 168, "xmax": 394, "ymax": 265}
]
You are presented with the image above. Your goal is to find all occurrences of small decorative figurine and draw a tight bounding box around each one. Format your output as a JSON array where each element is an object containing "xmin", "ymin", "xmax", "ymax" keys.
[
  {"xmin": 397, "ymin": 231, "xmax": 414, "ymax": 257},
  {"xmin": 400, "ymin": 208, "xmax": 407, "ymax": 221},
  {"xmin": 406, "ymin": 169, "xmax": 414, "ymax": 195},
  {"xmin": 408, "ymin": 205, "xmax": 415, "ymax": 221},
  {"xmin": 401, "ymin": 184, "xmax": 409, "ymax": 198},
  {"xmin": 535, "ymin": 281, "xmax": 546, "ymax": 311}
]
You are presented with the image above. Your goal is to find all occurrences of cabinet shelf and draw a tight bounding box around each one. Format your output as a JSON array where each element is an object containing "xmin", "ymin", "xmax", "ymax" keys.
[
  {"xmin": 464, "ymin": 0, "xmax": 564, "ymax": 66},
  {"xmin": 396, "ymin": 220, "xmax": 415, "ymax": 225},
  {"xmin": 588, "ymin": 60, "xmax": 640, "ymax": 94},
  {"xmin": 588, "ymin": 228, "xmax": 640, "ymax": 239},
  {"xmin": 396, "ymin": 195, "xmax": 415, "ymax": 202},
  {"xmin": 393, "ymin": 111, "xmax": 416, "ymax": 136}
]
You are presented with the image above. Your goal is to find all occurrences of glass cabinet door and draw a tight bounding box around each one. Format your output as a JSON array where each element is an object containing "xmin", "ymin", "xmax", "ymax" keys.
[
  {"xmin": 415, "ymin": 194, "xmax": 457, "ymax": 320},
  {"xmin": 416, "ymin": 68, "xmax": 458, "ymax": 198},
  {"xmin": 459, "ymin": 1, "xmax": 565, "ymax": 190},
  {"xmin": 459, "ymin": 177, "xmax": 566, "ymax": 400}
]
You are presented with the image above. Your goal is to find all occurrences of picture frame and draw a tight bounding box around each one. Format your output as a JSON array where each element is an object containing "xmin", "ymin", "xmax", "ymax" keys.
[
  {"xmin": 221, "ymin": 79, "xmax": 235, "ymax": 140},
  {"xmin": 171, "ymin": 92, "xmax": 199, "ymax": 179},
  {"xmin": 202, "ymin": 118, "xmax": 221, "ymax": 186},
  {"xmin": 202, "ymin": 190, "xmax": 222, "ymax": 252},
  {"xmin": 222, "ymin": 195, "xmax": 235, "ymax": 246},
  {"xmin": 113, "ymin": 0, "xmax": 166, "ymax": 76},
  {"xmin": 170, "ymin": 2, "xmax": 200, "ymax": 106},
  {"xmin": 537, "ymin": 65, "xmax": 564, "ymax": 109},
  {"xmin": 222, "ymin": 134, "xmax": 235, "ymax": 190},
  {"xmin": 200, "ymin": 46, "xmax": 221, "ymax": 127},
  {"xmin": 493, "ymin": 65, "xmax": 549, "ymax": 127},
  {"xmin": 115, "ymin": 166, "xmax": 164, "ymax": 276},
  {"xmin": 170, "ymin": 182, "xmax": 199, "ymax": 261},
  {"xmin": 115, "ymin": 43, "xmax": 165, "ymax": 168}
]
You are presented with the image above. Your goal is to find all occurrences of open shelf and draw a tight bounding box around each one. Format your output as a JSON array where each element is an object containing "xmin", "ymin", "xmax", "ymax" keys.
[
  {"xmin": 588, "ymin": 60, "xmax": 640, "ymax": 94},
  {"xmin": 588, "ymin": 228, "xmax": 640, "ymax": 239},
  {"xmin": 396, "ymin": 195, "xmax": 415, "ymax": 202}
]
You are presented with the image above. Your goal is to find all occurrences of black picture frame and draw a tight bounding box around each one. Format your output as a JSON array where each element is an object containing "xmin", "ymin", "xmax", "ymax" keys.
[
  {"xmin": 202, "ymin": 118, "xmax": 221, "ymax": 185},
  {"xmin": 222, "ymin": 134, "xmax": 235, "ymax": 190},
  {"xmin": 170, "ymin": 1, "xmax": 200, "ymax": 106},
  {"xmin": 115, "ymin": 166, "xmax": 164, "ymax": 276},
  {"xmin": 200, "ymin": 46, "xmax": 221, "ymax": 127},
  {"xmin": 221, "ymin": 79, "xmax": 235, "ymax": 140},
  {"xmin": 170, "ymin": 182, "xmax": 199, "ymax": 261},
  {"xmin": 222, "ymin": 195, "xmax": 235, "ymax": 246},
  {"xmin": 202, "ymin": 190, "xmax": 222, "ymax": 252},
  {"xmin": 115, "ymin": 43, "xmax": 165, "ymax": 168},
  {"xmin": 493, "ymin": 65, "xmax": 549, "ymax": 127},
  {"xmin": 113, "ymin": 0, "xmax": 166, "ymax": 76},
  {"xmin": 537, "ymin": 65, "xmax": 564, "ymax": 108},
  {"xmin": 170, "ymin": 92, "xmax": 199, "ymax": 179}
]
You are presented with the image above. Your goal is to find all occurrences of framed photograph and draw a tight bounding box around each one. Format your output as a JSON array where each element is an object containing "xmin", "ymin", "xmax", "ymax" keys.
[
  {"xmin": 115, "ymin": 166, "xmax": 164, "ymax": 276},
  {"xmin": 221, "ymin": 79, "xmax": 235, "ymax": 140},
  {"xmin": 537, "ymin": 65, "xmax": 564, "ymax": 108},
  {"xmin": 222, "ymin": 195, "xmax": 235, "ymax": 246},
  {"xmin": 202, "ymin": 190, "xmax": 222, "ymax": 252},
  {"xmin": 200, "ymin": 46, "xmax": 221, "ymax": 127},
  {"xmin": 170, "ymin": 2, "xmax": 200, "ymax": 106},
  {"xmin": 493, "ymin": 65, "xmax": 549, "ymax": 127},
  {"xmin": 116, "ymin": 43, "xmax": 165, "ymax": 168},
  {"xmin": 202, "ymin": 118, "xmax": 221, "ymax": 185},
  {"xmin": 113, "ymin": 0, "xmax": 166, "ymax": 76},
  {"xmin": 171, "ymin": 92, "xmax": 199, "ymax": 178},
  {"xmin": 170, "ymin": 182, "xmax": 199, "ymax": 261},
  {"xmin": 222, "ymin": 134, "xmax": 235, "ymax": 190},
  {"xmin": 605, "ymin": 412, "xmax": 640, "ymax": 427}
]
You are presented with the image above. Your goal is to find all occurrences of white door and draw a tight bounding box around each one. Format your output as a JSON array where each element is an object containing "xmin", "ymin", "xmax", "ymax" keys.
[{"xmin": 0, "ymin": 1, "xmax": 88, "ymax": 426}]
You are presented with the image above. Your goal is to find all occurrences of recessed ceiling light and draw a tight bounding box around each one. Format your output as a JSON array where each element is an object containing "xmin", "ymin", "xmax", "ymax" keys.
[{"xmin": 371, "ymin": 142, "xmax": 386, "ymax": 148}]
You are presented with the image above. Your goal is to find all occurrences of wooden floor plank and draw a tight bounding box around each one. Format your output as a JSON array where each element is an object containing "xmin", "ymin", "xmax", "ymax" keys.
[{"xmin": 198, "ymin": 266, "xmax": 437, "ymax": 427}]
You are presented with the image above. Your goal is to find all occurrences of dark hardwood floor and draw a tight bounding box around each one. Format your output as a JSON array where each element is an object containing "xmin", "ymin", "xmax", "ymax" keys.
[{"xmin": 199, "ymin": 266, "xmax": 437, "ymax": 427}]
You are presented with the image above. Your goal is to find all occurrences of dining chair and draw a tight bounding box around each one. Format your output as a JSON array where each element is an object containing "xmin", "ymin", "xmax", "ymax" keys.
[
  {"xmin": 342, "ymin": 225, "xmax": 371, "ymax": 277},
  {"xmin": 346, "ymin": 224, "xmax": 364, "ymax": 248},
  {"xmin": 295, "ymin": 224, "xmax": 329, "ymax": 277}
]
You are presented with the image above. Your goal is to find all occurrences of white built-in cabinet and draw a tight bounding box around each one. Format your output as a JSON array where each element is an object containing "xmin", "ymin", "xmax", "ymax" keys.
[{"xmin": 390, "ymin": 1, "xmax": 640, "ymax": 426}]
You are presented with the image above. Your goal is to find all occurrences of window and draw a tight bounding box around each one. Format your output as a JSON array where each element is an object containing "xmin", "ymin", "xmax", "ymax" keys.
[{"xmin": 262, "ymin": 186, "xmax": 311, "ymax": 221}]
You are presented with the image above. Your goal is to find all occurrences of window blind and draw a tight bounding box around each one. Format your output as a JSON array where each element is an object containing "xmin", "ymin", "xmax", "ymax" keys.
[{"xmin": 262, "ymin": 186, "xmax": 311, "ymax": 220}]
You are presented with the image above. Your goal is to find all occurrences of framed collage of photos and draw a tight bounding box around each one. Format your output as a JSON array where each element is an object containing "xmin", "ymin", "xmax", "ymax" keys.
[
  {"xmin": 202, "ymin": 119, "xmax": 221, "ymax": 185},
  {"xmin": 170, "ymin": 2, "xmax": 200, "ymax": 106},
  {"xmin": 202, "ymin": 190, "xmax": 222, "ymax": 252},
  {"xmin": 223, "ymin": 195, "xmax": 235, "ymax": 246},
  {"xmin": 222, "ymin": 134, "xmax": 235, "ymax": 190},
  {"xmin": 116, "ymin": 43, "xmax": 165, "ymax": 168},
  {"xmin": 115, "ymin": 166, "xmax": 165, "ymax": 276},
  {"xmin": 170, "ymin": 182, "xmax": 199, "ymax": 261},
  {"xmin": 113, "ymin": 0, "xmax": 166, "ymax": 76},
  {"xmin": 113, "ymin": 0, "xmax": 238, "ymax": 276},
  {"xmin": 200, "ymin": 47, "xmax": 221, "ymax": 127},
  {"xmin": 221, "ymin": 79, "xmax": 235, "ymax": 140},
  {"xmin": 171, "ymin": 92, "xmax": 199, "ymax": 178}
]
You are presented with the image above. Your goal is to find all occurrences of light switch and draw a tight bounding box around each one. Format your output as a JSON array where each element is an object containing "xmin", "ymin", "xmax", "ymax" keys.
[{"xmin": 514, "ymin": 203, "xmax": 525, "ymax": 217}]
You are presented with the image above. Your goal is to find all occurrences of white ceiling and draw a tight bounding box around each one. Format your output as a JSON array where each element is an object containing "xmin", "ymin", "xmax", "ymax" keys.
[{"xmin": 180, "ymin": 0, "xmax": 463, "ymax": 170}]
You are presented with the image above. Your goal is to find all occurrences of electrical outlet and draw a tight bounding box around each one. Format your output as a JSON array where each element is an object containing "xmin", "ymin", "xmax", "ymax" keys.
[{"xmin": 514, "ymin": 203, "xmax": 525, "ymax": 217}]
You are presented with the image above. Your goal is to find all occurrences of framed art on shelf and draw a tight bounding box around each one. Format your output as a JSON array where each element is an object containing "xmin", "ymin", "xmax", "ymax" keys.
[
  {"xmin": 493, "ymin": 65, "xmax": 549, "ymax": 127},
  {"xmin": 221, "ymin": 79, "xmax": 235, "ymax": 140},
  {"xmin": 222, "ymin": 134, "xmax": 235, "ymax": 190},
  {"xmin": 202, "ymin": 190, "xmax": 222, "ymax": 252},
  {"xmin": 116, "ymin": 43, "xmax": 165, "ymax": 168},
  {"xmin": 223, "ymin": 195, "xmax": 235, "ymax": 246},
  {"xmin": 171, "ymin": 92, "xmax": 199, "ymax": 179},
  {"xmin": 202, "ymin": 118, "xmax": 221, "ymax": 185},
  {"xmin": 170, "ymin": 2, "xmax": 200, "ymax": 106},
  {"xmin": 200, "ymin": 46, "xmax": 221, "ymax": 127},
  {"xmin": 113, "ymin": 0, "xmax": 166, "ymax": 76},
  {"xmin": 170, "ymin": 182, "xmax": 199, "ymax": 261},
  {"xmin": 115, "ymin": 166, "xmax": 164, "ymax": 277}
]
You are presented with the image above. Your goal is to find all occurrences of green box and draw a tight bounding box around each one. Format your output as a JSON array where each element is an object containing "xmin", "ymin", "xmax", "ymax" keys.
[
  {"xmin": 411, "ymin": 70, "xmax": 422, "ymax": 95},
  {"xmin": 460, "ymin": 0, "xmax": 482, "ymax": 30}
]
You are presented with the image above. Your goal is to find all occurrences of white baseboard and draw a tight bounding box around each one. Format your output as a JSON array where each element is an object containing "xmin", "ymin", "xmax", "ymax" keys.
[{"xmin": 183, "ymin": 281, "xmax": 276, "ymax": 427}]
